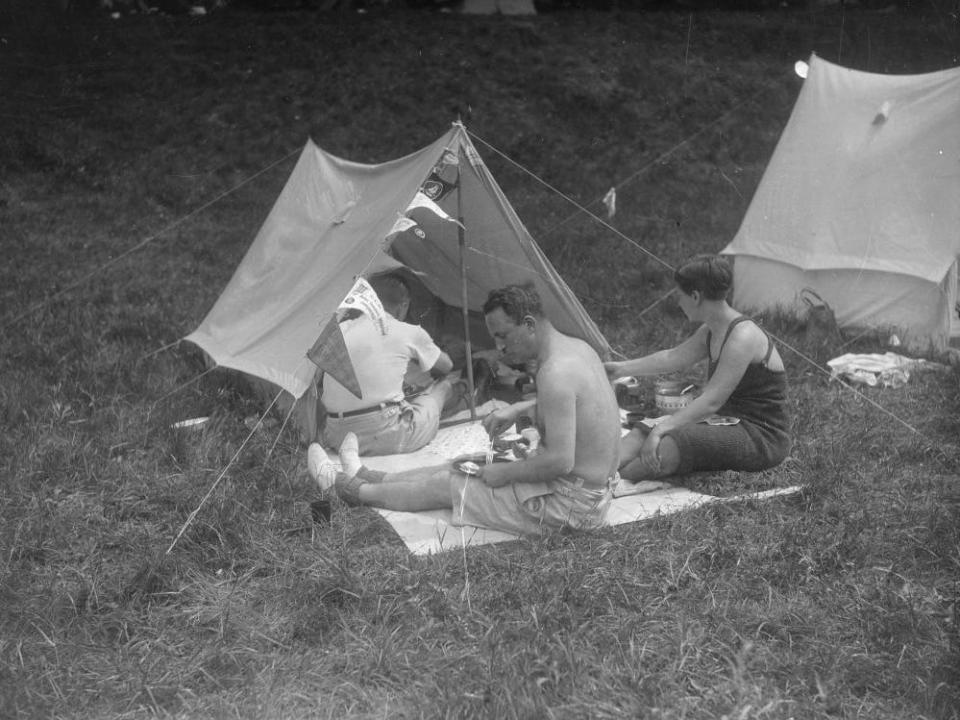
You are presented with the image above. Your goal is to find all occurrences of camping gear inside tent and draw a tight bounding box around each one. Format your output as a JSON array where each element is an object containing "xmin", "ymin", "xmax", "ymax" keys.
[
  {"xmin": 722, "ymin": 54, "xmax": 960, "ymax": 353},
  {"xmin": 185, "ymin": 122, "xmax": 609, "ymax": 442}
]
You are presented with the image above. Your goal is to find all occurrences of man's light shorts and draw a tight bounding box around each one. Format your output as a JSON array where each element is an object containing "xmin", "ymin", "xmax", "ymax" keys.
[{"xmin": 450, "ymin": 474, "xmax": 613, "ymax": 536}]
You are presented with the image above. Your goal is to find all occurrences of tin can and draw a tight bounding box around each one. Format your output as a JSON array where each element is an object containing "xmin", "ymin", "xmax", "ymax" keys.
[
  {"xmin": 310, "ymin": 498, "xmax": 332, "ymax": 525},
  {"xmin": 654, "ymin": 380, "xmax": 695, "ymax": 414}
]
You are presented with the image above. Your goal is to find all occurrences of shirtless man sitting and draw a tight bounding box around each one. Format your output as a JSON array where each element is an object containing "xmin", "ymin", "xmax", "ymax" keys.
[{"xmin": 313, "ymin": 283, "xmax": 622, "ymax": 535}]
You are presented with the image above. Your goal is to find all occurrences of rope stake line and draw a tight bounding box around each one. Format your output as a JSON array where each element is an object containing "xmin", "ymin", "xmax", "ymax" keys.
[
  {"xmin": 468, "ymin": 87, "xmax": 766, "ymax": 271},
  {"xmin": 770, "ymin": 336, "xmax": 923, "ymax": 437},
  {"xmin": 469, "ymin": 131, "xmax": 671, "ymax": 272},
  {"xmin": 154, "ymin": 366, "xmax": 216, "ymax": 405},
  {"xmin": 166, "ymin": 388, "xmax": 284, "ymax": 555},
  {"xmin": 139, "ymin": 338, "xmax": 185, "ymax": 364},
  {"xmin": 263, "ymin": 398, "xmax": 299, "ymax": 469},
  {"xmin": 1, "ymin": 147, "xmax": 302, "ymax": 334}
]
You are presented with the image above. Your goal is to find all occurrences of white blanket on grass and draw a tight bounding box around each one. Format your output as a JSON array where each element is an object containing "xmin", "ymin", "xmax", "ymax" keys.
[{"xmin": 330, "ymin": 407, "xmax": 802, "ymax": 555}]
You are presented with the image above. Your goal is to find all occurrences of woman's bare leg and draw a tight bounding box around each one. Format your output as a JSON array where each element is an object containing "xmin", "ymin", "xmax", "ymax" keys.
[{"xmin": 618, "ymin": 435, "xmax": 681, "ymax": 481}]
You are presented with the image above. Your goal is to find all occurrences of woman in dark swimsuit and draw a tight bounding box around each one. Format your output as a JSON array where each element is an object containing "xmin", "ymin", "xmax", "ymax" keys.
[{"xmin": 605, "ymin": 254, "xmax": 791, "ymax": 481}]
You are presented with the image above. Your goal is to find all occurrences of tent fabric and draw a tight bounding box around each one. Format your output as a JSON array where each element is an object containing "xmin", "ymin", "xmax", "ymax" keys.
[
  {"xmin": 722, "ymin": 55, "xmax": 960, "ymax": 351},
  {"xmin": 186, "ymin": 123, "xmax": 609, "ymax": 405}
]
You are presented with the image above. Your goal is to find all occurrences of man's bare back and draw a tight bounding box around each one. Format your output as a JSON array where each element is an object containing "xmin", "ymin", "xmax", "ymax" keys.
[{"xmin": 536, "ymin": 333, "xmax": 620, "ymax": 487}]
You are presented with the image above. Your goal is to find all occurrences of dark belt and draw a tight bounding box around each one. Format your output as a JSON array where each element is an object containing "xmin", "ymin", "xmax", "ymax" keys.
[{"xmin": 328, "ymin": 400, "xmax": 402, "ymax": 420}]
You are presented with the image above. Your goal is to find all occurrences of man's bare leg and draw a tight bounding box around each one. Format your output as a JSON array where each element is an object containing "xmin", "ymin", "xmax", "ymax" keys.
[
  {"xmin": 337, "ymin": 432, "xmax": 465, "ymax": 510},
  {"xmin": 356, "ymin": 465, "xmax": 460, "ymax": 512}
]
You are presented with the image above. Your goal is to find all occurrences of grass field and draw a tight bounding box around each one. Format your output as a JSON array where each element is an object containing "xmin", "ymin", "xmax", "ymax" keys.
[{"xmin": 2, "ymin": 3, "xmax": 959, "ymax": 718}]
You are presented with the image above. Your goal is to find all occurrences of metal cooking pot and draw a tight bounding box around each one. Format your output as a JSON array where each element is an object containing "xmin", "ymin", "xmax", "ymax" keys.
[{"xmin": 654, "ymin": 380, "xmax": 696, "ymax": 414}]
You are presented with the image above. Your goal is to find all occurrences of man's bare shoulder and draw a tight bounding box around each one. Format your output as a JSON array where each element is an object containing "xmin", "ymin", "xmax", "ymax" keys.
[
  {"xmin": 540, "ymin": 336, "xmax": 602, "ymax": 379},
  {"xmin": 557, "ymin": 334, "xmax": 601, "ymax": 362}
]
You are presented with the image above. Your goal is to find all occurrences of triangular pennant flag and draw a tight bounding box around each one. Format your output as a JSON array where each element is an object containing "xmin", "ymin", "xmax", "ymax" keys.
[{"xmin": 307, "ymin": 315, "xmax": 362, "ymax": 399}]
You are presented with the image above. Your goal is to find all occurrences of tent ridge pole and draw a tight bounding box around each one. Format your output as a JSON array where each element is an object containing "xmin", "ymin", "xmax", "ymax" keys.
[{"xmin": 457, "ymin": 151, "xmax": 477, "ymax": 421}]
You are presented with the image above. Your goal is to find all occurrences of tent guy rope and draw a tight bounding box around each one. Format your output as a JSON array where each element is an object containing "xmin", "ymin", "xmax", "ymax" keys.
[
  {"xmin": 468, "ymin": 85, "xmax": 767, "ymax": 270},
  {"xmin": 166, "ymin": 387, "xmax": 285, "ymax": 555},
  {"xmin": 0, "ymin": 147, "xmax": 302, "ymax": 334},
  {"xmin": 263, "ymin": 390, "xmax": 301, "ymax": 468}
]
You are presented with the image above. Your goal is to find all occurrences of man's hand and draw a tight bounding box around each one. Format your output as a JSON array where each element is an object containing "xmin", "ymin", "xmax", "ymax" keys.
[
  {"xmin": 451, "ymin": 451, "xmax": 487, "ymax": 465},
  {"xmin": 482, "ymin": 405, "xmax": 519, "ymax": 439},
  {"xmin": 479, "ymin": 462, "xmax": 511, "ymax": 488}
]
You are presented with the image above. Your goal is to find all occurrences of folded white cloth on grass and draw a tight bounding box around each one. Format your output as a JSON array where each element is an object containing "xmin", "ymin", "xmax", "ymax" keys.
[
  {"xmin": 612, "ymin": 478, "xmax": 673, "ymax": 498},
  {"xmin": 826, "ymin": 351, "xmax": 941, "ymax": 388}
]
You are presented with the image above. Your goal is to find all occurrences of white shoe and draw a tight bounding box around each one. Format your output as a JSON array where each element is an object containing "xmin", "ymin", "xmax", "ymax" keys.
[
  {"xmin": 338, "ymin": 432, "xmax": 362, "ymax": 479},
  {"xmin": 307, "ymin": 443, "xmax": 337, "ymax": 492}
]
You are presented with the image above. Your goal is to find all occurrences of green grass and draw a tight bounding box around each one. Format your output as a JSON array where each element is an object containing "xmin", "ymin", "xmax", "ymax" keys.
[{"xmin": 2, "ymin": 3, "xmax": 960, "ymax": 719}]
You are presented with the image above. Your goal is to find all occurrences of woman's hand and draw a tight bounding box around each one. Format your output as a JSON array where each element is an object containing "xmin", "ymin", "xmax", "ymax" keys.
[
  {"xmin": 603, "ymin": 361, "xmax": 624, "ymax": 382},
  {"xmin": 639, "ymin": 429, "xmax": 663, "ymax": 475}
]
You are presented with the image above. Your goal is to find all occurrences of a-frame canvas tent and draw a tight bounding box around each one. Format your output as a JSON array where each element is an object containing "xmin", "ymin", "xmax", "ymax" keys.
[
  {"xmin": 186, "ymin": 123, "xmax": 609, "ymax": 442},
  {"xmin": 722, "ymin": 55, "xmax": 960, "ymax": 352}
]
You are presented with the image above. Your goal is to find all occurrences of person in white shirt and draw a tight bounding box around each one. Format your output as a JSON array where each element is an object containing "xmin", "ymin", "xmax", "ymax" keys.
[{"xmin": 317, "ymin": 273, "xmax": 475, "ymax": 458}]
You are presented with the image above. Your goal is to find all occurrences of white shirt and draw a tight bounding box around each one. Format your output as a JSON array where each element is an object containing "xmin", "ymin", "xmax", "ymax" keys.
[{"xmin": 321, "ymin": 313, "xmax": 442, "ymax": 413}]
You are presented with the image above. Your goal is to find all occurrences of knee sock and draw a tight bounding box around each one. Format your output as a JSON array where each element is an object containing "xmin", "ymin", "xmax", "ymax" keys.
[{"xmin": 356, "ymin": 467, "xmax": 387, "ymax": 484}]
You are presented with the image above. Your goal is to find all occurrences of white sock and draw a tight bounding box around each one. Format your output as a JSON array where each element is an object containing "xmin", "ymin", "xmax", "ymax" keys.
[{"xmin": 339, "ymin": 432, "xmax": 362, "ymax": 479}]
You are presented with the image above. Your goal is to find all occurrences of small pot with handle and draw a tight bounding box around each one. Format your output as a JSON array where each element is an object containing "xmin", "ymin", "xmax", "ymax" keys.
[{"xmin": 654, "ymin": 380, "xmax": 696, "ymax": 414}]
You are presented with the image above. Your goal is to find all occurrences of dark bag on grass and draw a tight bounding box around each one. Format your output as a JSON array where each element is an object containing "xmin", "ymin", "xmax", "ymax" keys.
[{"xmin": 801, "ymin": 287, "xmax": 842, "ymax": 363}]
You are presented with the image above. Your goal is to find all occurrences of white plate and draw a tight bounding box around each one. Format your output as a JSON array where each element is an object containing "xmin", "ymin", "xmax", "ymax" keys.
[
  {"xmin": 455, "ymin": 460, "xmax": 481, "ymax": 476},
  {"xmin": 172, "ymin": 417, "xmax": 209, "ymax": 429}
]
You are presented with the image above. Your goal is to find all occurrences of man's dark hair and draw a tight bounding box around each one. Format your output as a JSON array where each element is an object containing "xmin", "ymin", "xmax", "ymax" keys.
[
  {"xmin": 674, "ymin": 254, "xmax": 733, "ymax": 301},
  {"xmin": 482, "ymin": 283, "xmax": 543, "ymax": 325},
  {"xmin": 368, "ymin": 273, "xmax": 411, "ymax": 312}
]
